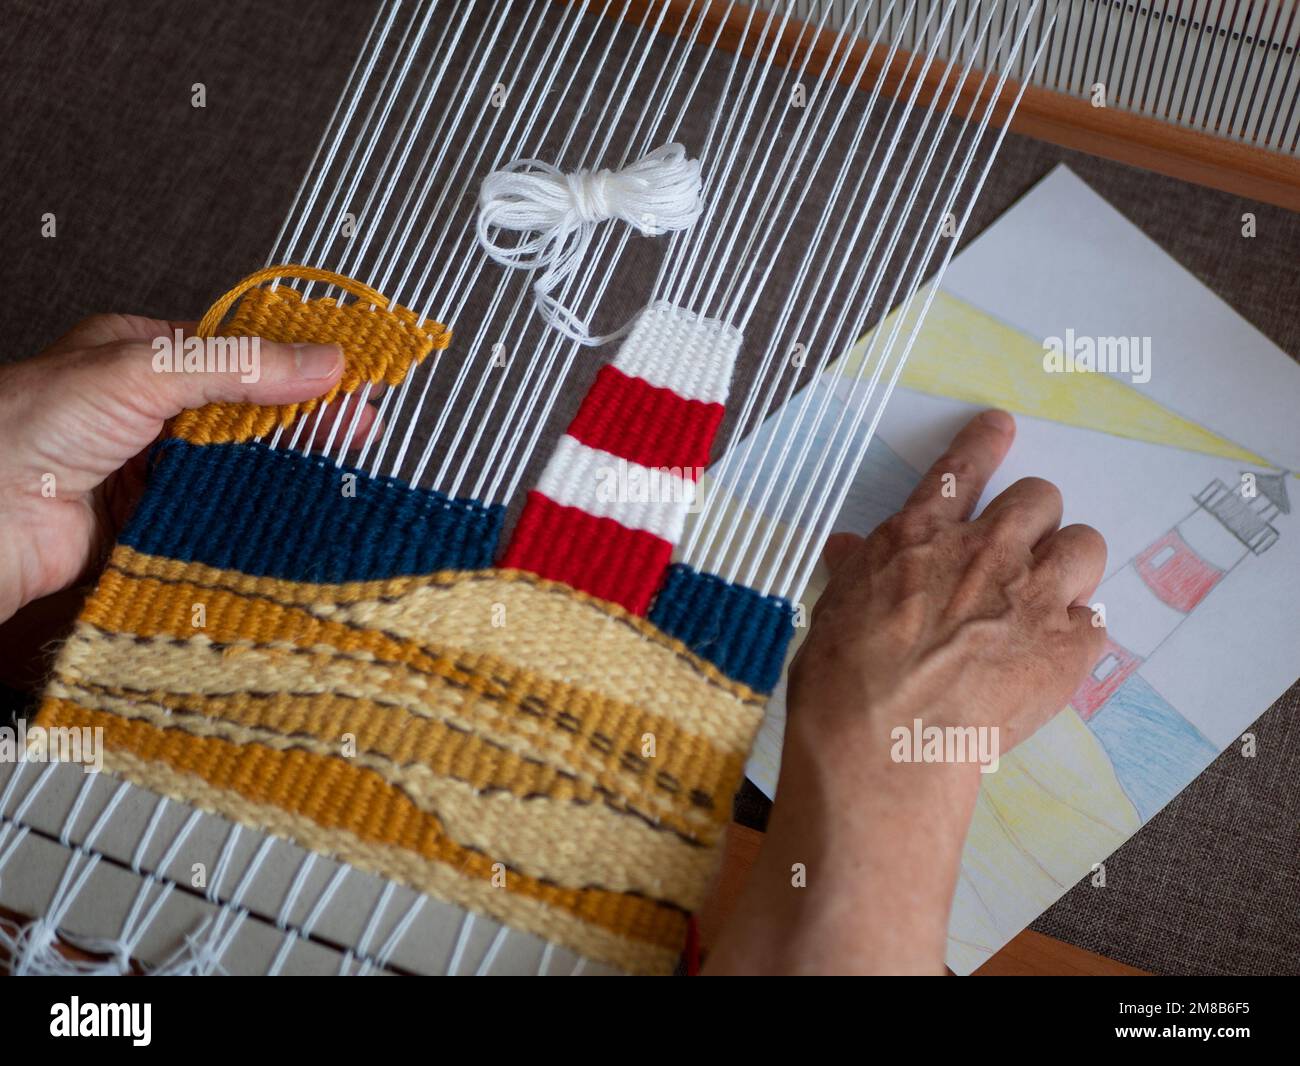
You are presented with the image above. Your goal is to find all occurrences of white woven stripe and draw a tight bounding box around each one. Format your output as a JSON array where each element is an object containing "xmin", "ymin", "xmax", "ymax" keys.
[
  {"xmin": 612, "ymin": 302, "xmax": 740, "ymax": 405},
  {"xmin": 535, "ymin": 435, "xmax": 694, "ymax": 543}
]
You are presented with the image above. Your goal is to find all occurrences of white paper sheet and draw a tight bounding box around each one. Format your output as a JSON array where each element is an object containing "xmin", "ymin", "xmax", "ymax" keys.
[{"xmin": 712, "ymin": 165, "xmax": 1300, "ymax": 973}]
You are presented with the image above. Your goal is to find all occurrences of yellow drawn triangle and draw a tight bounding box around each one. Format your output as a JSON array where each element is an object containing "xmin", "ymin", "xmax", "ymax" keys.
[{"xmin": 840, "ymin": 288, "xmax": 1271, "ymax": 467}]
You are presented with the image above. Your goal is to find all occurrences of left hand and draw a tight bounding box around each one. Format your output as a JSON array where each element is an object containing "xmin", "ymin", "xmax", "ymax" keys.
[{"xmin": 0, "ymin": 314, "xmax": 367, "ymax": 624}]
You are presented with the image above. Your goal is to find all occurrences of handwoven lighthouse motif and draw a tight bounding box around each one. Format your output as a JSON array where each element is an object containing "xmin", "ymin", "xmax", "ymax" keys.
[
  {"xmin": 1073, "ymin": 470, "xmax": 1291, "ymax": 719},
  {"xmin": 501, "ymin": 303, "xmax": 740, "ymax": 615}
]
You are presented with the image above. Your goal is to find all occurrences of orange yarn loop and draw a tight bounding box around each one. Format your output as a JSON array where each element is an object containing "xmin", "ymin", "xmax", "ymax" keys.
[
  {"xmin": 174, "ymin": 265, "xmax": 452, "ymax": 444},
  {"xmin": 195, "ymin": 264, "xmax": 393, "ymax": 338}
]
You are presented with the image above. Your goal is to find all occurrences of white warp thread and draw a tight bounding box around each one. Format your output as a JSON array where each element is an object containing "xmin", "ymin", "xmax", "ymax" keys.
[{"xmin": 476, "ymin": 143, "xmax": 703, "ymax": 346}]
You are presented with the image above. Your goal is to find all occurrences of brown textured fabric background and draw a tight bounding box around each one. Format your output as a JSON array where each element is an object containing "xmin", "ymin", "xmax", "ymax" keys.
[{"xmin": 0, "ymin": 0, "xmax": 1296, "ymax": 974}]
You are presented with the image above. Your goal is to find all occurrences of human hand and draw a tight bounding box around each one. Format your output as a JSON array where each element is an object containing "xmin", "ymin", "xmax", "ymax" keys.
[
  {"xmin": 0, "ymin": 314, "xmax": 364, "ymax": 625},
  {"xmin": 708, "ymin": 409, "xmax": 1107, "ymax": 975},
  {"xmin": 789, "ymin": 407, "xmax": 1108, "ymax": 761}
]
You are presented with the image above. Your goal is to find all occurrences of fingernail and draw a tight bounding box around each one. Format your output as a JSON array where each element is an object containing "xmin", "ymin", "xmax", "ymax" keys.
[
  {"xmin": 293, "ymin": 343, "xmax": 342, "ymax": 380},
  {"xmin": 979, "ymin": 409, "xmax": 1013, "ymax": 432}
]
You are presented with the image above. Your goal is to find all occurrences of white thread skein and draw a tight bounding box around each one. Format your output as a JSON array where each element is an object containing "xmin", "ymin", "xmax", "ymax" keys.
[{"xmin": 476, "ymin": 143, "xmax": 703, "ymax": 346}]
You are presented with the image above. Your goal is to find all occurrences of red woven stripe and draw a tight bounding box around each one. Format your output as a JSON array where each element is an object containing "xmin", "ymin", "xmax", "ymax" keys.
[
  {"xmin": 566, "ymin": 365, "xmax": 723, "ymax": 476},
  {"xmin": 500, "ymin": 491, "xmax": 672, "ymax": 616}
]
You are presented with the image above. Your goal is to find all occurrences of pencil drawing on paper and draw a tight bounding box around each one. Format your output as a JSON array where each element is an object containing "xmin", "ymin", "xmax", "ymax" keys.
[
  {"xmin": 703, "ymin": 166, "xmax": 1300, "ymax": 973},
  {"xmin": 889, "ymin": 291, "xmax": 1293, "ymax": 973}
]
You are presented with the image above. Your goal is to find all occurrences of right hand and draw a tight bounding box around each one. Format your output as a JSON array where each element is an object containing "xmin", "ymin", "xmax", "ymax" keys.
[{"xmin": 788, "ymin": 408, "xmax": 1108, "ymax": 764}]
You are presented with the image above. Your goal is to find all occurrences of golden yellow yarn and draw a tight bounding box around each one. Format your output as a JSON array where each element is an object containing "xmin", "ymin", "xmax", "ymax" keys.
[
  {"xmin": 41, "ymin": 699, "xmax": 685, "ymax": 973},
  {"xmin": 171, "ymin": 264, "xmax": 452, "ymax": 444},
  {"xmin": 47, "ymin": 675, "xmax": 719, "ymax": 905},
  {"xmin": 69, "ymin": 563, "xmax": 749, "ymax": 837},
  {"xmin": 108, "ymin": 545, "xmax": 766, "ymax": 752},
  {"xmin": 35, "ymin": 547, "xmax": 768, "ymax": 974}
]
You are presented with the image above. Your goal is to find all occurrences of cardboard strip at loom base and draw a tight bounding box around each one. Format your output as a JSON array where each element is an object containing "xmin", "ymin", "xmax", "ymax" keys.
[{"xmin": 0, "ymin": 759, "xmax": 620, "ymax": 975}]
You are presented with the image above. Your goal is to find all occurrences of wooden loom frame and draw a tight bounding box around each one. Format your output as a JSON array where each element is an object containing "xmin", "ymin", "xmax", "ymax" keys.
[{"xmin": 610, "ymin": 0, "xmax": 1300, "ymax": 212}]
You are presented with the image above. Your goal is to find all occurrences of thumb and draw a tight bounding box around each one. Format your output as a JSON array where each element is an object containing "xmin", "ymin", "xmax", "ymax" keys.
[
  {"xmin": 111, "ymin": 334, "xmax": 344, "ymax": 418},
  {"xmin": 2, "ymin": 333, "xmax": 346, "ymax": 496}
]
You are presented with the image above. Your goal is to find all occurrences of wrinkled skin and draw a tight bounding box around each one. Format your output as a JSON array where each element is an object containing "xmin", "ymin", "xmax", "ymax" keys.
[{"xmin": 708, "ymin": 409, "xmax": 1107, "ymax": 975}]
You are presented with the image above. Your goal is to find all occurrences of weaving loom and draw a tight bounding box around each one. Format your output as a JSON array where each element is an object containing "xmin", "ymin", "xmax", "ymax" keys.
[{"xmin": 1, "ymin": 0, "xmax": 1296, "ymax": 976}]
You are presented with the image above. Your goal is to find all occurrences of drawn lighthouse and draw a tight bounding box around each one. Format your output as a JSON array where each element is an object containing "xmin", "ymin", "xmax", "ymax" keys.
[{"xmin": 1073, "ymin": 470, "xmax": 1291, "ymax": 719}]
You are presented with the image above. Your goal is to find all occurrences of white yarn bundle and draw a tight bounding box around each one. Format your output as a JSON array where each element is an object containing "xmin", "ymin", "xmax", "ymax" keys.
[{"xmin": 477, "ymin": 143, "xmax": 703, "ymax": 346}]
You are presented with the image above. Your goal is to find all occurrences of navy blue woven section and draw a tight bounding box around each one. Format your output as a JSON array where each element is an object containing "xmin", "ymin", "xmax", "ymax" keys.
[
  {"xmin": 121, "ymin": 439, "xmax": 505, "ymax": 582},
  {"xmin": 648, "ymin": 563, "xmax": 796, "ymax": 693}
]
